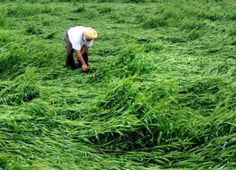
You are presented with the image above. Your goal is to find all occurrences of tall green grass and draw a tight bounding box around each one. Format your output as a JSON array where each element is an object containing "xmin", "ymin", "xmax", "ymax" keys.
[{"xmin": 0, "ymin": 0, "xmax": 236, "ymax": 169}]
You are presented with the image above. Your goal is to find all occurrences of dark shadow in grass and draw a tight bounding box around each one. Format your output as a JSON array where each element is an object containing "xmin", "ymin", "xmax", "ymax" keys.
[
  {"xmin": 165, "ymin": 36, "xmax": 187, "ymax": 43},
  {"xmin": 143, "ymin": 16, "xmax": 167, "ymax": 29},
  {"xmin": 25, "ymin": 26, "xmax": 43, "ymax": 35},
  {"xmin": 97, "ymin": 6, "xmax": 112, "ymax": 14},
  {"xmin": 68, "ymin": 17, "xmax": 78, "ymax": 21},
  {"xmin": 72, "ymin": 6, "xmax": 85, "ymax": 13},
  {"xmin": 44, "ymin": 32, "xmax": 57, "ymax": 39}
]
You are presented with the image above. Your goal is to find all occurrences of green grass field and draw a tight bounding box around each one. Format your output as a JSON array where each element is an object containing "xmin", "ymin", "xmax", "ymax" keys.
[{"xmin": 0, "ymin": 0, "xmax": 236, "ymax": 169}]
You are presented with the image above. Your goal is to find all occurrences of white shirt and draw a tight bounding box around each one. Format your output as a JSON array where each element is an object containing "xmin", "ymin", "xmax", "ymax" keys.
[{"xmin": 67, "ymin": 26, "xmax": 93, "ymax": 51}]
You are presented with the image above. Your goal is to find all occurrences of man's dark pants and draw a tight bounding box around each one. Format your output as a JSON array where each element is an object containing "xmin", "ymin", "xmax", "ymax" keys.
[{"xmin": 64, "ymin": 33, "xmax": 88, "ymax": 69}]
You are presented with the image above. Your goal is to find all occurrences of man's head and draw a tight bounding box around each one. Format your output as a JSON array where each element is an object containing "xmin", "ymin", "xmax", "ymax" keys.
[{"xmin": 84, "ymin": 27, "xmax": 97, "ymax": 41}]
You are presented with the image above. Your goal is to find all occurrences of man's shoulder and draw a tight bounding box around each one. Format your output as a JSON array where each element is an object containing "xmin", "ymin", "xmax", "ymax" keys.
[{"xmin": 68, "ymin": 26, "xmax": 84, "ymax": 37}]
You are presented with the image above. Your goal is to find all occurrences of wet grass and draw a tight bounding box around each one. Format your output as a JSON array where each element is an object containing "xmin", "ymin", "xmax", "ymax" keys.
[{"xmin": 0, "ymin": 0, "xmax": 236, "ymax": 169}]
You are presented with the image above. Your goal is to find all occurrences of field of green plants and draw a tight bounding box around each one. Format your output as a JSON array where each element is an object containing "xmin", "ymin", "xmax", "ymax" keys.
[{"xmin": 0, "ymin": 0, "xmax": 236, "ymax": 169}]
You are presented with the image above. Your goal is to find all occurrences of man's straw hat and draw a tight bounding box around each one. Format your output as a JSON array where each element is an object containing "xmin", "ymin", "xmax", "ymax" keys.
[{"xmin": 84, "ymin": 27, "xmax": 97, "ymax": 40}]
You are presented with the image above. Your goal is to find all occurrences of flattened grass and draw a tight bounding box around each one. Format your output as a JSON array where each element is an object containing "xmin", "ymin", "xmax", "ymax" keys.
[{"xmin": 0, "ymin": 0, "xmax": 236, "ymax": 169}]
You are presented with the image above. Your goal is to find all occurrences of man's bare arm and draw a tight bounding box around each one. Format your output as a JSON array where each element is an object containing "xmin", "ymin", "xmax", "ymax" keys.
[
  {"xmin": 76, "ymin": 50, "xmax": 88, "ymax": 72},
  {"xmin": 81, "ymin": 46, "xmax": 88, "ymax": 55}
]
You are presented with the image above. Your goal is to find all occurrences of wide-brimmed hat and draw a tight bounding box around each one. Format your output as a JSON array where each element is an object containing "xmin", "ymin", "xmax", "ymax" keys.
[{"xmin": 84, "ymin": 27, "xmax": 97, "ymax": 40}]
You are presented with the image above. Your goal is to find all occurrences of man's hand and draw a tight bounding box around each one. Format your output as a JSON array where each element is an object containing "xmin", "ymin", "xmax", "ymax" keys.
[
  {"xmin": 76, "ymin": 50, "xmax": 88, "ymax": 72},
  {"xmin": 82, "ymin": 64, "xmax": 88, "ymax": 72}
]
